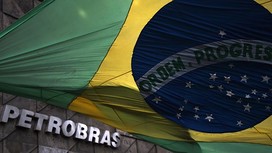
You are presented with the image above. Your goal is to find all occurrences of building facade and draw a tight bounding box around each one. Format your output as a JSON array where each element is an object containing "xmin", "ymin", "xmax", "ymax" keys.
[{"xmin": 0, "ymin": 1, "xmax": 172, "ymax": 153}]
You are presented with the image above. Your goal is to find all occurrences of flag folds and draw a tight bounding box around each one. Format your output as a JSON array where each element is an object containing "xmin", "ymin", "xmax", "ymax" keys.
[{"xmin": 0, "ymin": 0, "xmax": 271, "ymax": 152}]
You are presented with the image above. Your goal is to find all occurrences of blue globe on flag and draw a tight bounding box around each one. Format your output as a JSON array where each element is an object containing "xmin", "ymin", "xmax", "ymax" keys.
[{"xmin": 132, "ymin": 0, "xmax": 272, "ymax": 133}]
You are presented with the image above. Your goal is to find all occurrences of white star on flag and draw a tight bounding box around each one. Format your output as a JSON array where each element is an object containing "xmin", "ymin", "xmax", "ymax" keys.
[
  {"xmin": 179, "ymin": 106, "xmax": 185, "ymax": 112},
  {"xmin": 236, "ymin": 98, "xmax": 242, "ymax": 103},
  {"xmin": 219, "ymin": 30, "xmax": 227, "ymax": 38},
  {"xmin": 176, "ymin": 113, "xmax": 182, "ymax": 119},
  {"xmin": 237, "ymin": 121, "xmax": 243, "ymax": 127},
  {"xmin": 262, "ymin": 93, "xmax": 268, "ymax": 99},
  {"xmin": 209, "ymin": 73, "xmax": 218, "ymax": 81},
  {"xmin": 245, "ymin": 94, "xmax": 251, "ymax": 99},
  {"xmin": 217, "ymin": 85, "xmax": 224, "ymax": 92},
  {"xmin": 194, "ymin": 114, "xmax": 200, "ymax": 120},
  {"xmin": 240, "ymin": 75, "xmax": 248, "ymax": 83},
  {"xmin": 205, "ymin": 114, "xmax": 214, "ymax": 122},
  {"xmin": 185, "ymin": 81, "xmax": 193, "ymax": 88},
  {"xmin": 261, "ymin": 75, "xmax": 270, "ymax": 83},
  {"xmin": 228, "ymin": 63, "xmax": 234, "ymax": 68},
  {"xmin": 243, "ymin": 103, "xmax": 252, "ymax": 112},
  {"xmin": 265, "ymin": 106, "xmax": 271, "ymax": 111},
  {"xmin": 226, "ymin": 90, "xmax": 235, "ymax": 97},
  {"xmin": 224, "ymin": 76, "xmax": 231, "ymax": 84},
  {"xmin": 194, "ymin": 106, "xmax": 200, "ymax": 112},
  {"xmin": 251, "ymin": 89, "xmax": 257, "ymax": 95},
  {"xmin": 152, "ymin": 97, "xmax": 161, "ymax": 104}
]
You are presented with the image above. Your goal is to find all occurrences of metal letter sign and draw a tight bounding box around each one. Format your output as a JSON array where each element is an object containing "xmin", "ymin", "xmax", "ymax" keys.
[{"xmin": 0, "ymin": 105, "xmax": 121, "ymax": 148}]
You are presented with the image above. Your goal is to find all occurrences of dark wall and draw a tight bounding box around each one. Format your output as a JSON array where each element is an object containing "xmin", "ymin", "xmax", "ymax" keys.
[{"xmin": 0, "ymin": 1, "xmax": 172, "ymax": 153}]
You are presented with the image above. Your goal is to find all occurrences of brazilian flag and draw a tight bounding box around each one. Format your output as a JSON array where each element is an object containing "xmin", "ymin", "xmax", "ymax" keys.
[{"xmin": 0, "ymin": 0, "xmax": 271, "ymax": 152}]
